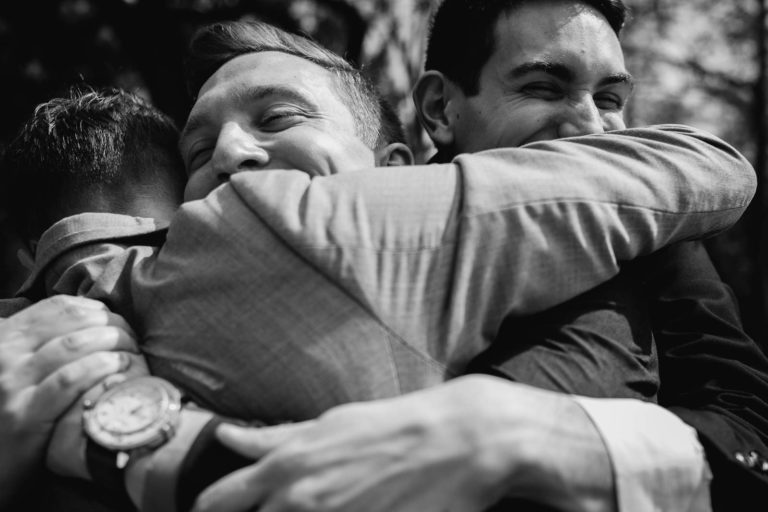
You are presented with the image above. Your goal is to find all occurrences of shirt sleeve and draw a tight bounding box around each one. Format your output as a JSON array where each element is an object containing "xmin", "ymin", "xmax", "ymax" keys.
[
  {"xmin": 574, "ymin": 396, "xmax": 713, "ymax": 512},
  {"xmin": 229, "ymin": 124, "xmax": 756, "ymax": 374}
]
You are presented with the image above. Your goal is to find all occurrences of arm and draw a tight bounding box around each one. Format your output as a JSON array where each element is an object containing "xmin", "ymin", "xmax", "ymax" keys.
[
  {"xmin": 646, "ymin": 241, "xmax": 768, "ymax": 511},
  {"xmin": 466, "ymin": 241, "xmax": 768, "ymax": 511},
  {"xmin": 225, "ymin": 124, "xmax": 754, "ymax": 371},
  {"xmin": 0, "ymin": 295, "xmax": 143, "ymax": 508},
  {"xmin": 142, "ymin": 124, "xmax": 754, "ymax": 424},
  {"xmin": 49, "ymin": 126, "xmax": 755, "ymax": 509},
  {"xmin": 192, "ymin": 376, "xmax": 614, "ymax": 512}
]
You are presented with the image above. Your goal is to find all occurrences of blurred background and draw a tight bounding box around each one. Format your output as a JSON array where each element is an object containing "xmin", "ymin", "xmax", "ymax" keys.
[{"xmin": 1, "ymin": 0, "xmax": 766, "ymax": 345}]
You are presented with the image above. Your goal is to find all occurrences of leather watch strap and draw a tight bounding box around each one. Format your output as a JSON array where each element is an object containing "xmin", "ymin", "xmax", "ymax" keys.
[
  {"xmin": 176, "ymin": 417, "xmax": 263, "ymax": 512},
  {"xmin": 85, "ymin": 437, "xmax": 133, "ymax": 507}
]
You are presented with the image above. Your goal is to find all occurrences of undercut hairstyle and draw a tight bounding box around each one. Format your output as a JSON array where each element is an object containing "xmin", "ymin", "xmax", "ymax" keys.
[
  {"xmin": 185, "ymin": 20, "xmax": 405, "ymax": 148},
  {"xmin": 1, "ymin": 87, "xmax": 185, "ymax": 241},
  {"xmin": 425, "ymin": 0, "xmax": 629, "ymax": 95}
]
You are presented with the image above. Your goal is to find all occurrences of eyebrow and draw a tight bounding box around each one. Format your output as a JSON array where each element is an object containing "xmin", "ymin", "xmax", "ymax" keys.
[
  {"xmin": 180, "ymin": 84, "xmax": 315, "ymax": 146},
  {"xmin": 506, "ymin": 60, "xmax": 635, "ymax": 89}
]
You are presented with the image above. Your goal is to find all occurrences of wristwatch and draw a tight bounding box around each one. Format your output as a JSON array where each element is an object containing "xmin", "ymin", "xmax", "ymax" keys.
[{"xmin": 83, "ymin": 376, "xmax": 182, "ymax": 501}]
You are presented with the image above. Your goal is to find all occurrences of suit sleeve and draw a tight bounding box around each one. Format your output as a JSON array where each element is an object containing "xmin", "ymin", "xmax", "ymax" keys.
[
  {"xmin": 645, "ymin": 241, "xmax": 768, "ymax": 511},
  {"xmin": 228, "ymin": 124, "xmax": 756, "ymax": 373}
]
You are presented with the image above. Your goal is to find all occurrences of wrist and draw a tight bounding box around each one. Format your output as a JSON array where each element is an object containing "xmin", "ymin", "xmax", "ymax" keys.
[
  {"xmin": 126, "ymin": 406, "xmax": 259, "ymax": 512},
  {"xmin": 455, "ymin": 377, "xmax": 615, "ymax": 511},
  {"xmin": 514, "ymin": 396, "xmax": 615, "ymax": 512},
  {"xmin": 126, "ymin": 406, "xmax": 215, "ymax": 511}
]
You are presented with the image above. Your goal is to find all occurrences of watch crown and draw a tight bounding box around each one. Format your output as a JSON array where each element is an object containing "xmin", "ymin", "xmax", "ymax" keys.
[{"xmin": 116, "ymin": 452, "xmax": 130, "ymax": 469}]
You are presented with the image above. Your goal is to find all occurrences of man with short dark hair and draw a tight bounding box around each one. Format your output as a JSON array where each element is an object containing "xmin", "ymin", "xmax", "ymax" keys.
[
  {"xmin": 0, "ymin": 87, "xmax": 178, "ymax": 510},
  {"xmin": 412, "ymin": 1, "xmax": 768, "ymax": 509},
  {"xmin": 2, "ymin": 88, "xmax": 185, "ymax": 246}
]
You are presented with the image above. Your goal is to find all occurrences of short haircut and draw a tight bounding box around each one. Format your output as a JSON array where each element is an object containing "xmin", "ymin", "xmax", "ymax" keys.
[
  {"xmin": 185, "ymin": 20, "xmax": 405, "ymax": 148},
  {"xmin": 425, "ymin": 0, "xmax": 629, "ymax": 95},
  {"xmin": 1, "ymin": 87, "xmax": 185, "ymax": 241}
]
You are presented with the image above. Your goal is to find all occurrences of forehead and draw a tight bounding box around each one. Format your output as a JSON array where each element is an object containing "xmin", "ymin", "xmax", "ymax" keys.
[
  {"xmin": 487, "ymin": 1, "xmax": 625, "ymax": 79},
  {"xmin": 187, "ymin": 51, "xmax": 356, "ymax": 129}
]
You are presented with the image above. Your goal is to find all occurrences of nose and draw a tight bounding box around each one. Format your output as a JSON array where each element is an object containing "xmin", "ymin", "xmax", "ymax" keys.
[
  {"xmin": 210, "ymin": 122, "xmax": 269, "ymax": 183},
  {"xmin": 557, "ymin": 95, "xmax": 605, "ymax": 138}
]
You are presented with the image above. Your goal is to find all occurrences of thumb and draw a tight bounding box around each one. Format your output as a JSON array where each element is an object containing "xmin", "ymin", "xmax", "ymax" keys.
[{"xmin": 216, "ymin": 420, "xmax": 317, "ymax": 459}]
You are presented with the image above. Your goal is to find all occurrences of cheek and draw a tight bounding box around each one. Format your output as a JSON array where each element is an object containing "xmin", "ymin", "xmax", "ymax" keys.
[
  {"xmin": 280, "ymin": 137, "xmax": 336, "ymax": 176},
  {"xmin": 453, "ymin": 107, "xmax": 495, "ymax": 153},
  {"xmin": 291, "ymin": 133, "xmax": 373, "ymax": 175},
  {"xmin": 183, "ymin": 171, "xmax": 213, "ymax": 201},
  {"xmin": 494, "ymin": 107, "xmax": 557, "ymax": 147}
]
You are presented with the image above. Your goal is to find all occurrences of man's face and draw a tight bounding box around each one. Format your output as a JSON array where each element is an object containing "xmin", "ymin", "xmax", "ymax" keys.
[
  {"xmin": 180, "ymin": 51, "xmax": 376, "ymax": 201},
  {"xmin": 447, "ymin": 1, "xmax": 633, "ymax": 154}
]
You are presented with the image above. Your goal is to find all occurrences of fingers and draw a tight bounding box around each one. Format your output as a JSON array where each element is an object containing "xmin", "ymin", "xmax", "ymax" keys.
[
  {"xmin": 31, "ymin": 325, "xmax": 139, "ymax": 381},
  {"xmin": 1, "ymin": 295, "xmax": 135, "ymax": 353},
  {"xmin": 194, "ymin": 423, "xmax": 318, "ymax": 512},
  {"xmin": 192, "ymin": 464, "xmax": 267, "ymax": 512},
  {"xmin": 216, "ymin": 421, "xmax": 315, "ymax": 459},
  {"xmin": 28, "ymin": 352, "xmax": 142, "ymax": 425}
]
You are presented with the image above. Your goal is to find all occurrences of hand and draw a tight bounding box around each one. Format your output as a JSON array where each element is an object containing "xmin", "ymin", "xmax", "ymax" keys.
[
  {"xmin": 47, "ymin": 357, "xmax": 149, "ymax": 480},
  {"xmin": 193, "ymin": 376, "xmax": 616, "ymax": 512},
  {"xmin": 0, "ymin": 295, "xmax": 142, "ymax": 504}
]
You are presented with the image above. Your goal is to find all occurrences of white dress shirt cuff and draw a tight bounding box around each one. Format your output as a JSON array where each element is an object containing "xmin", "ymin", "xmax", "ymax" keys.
[{"xmin": 573, "ymin": 397, "xmax": 712, "ymax": 512}]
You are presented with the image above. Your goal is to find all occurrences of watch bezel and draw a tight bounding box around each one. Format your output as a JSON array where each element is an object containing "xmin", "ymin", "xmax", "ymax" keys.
[{"xmin": 83, "ymin": 376, "xmax": 182, "ymax": 451}]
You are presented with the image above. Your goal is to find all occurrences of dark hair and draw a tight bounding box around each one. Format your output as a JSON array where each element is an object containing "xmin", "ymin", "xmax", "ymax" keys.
[
  {"xmin": 185, "ymin": 20, "xmax": 405, "ymax": 148},
  {"xmin": 425, "ymin": 0, "xmax": 629, "ymax": 95},
  {"xmin": 0, "ymin": 87, "xmax": 185, "ymax": 241}
]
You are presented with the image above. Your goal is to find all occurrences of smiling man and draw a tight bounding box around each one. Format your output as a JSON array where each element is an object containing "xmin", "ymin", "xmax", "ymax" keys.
[
  {"xmin": 410, "ymin": 0, "xmax": 768, "ymax": 510},
  {"xmin": 180, "ymin": 50, "xmax": 410, "ymax": 201},
  {"xmin": 417, "ymin": 0, "xmax": 633, "ymax": 155}
]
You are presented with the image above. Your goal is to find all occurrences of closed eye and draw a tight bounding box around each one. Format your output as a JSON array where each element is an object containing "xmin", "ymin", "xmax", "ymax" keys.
[
  {"xmin": 594, "ymin": 92, "xmax": 625, "ymax": 111},
  {"xmin": 260, "ymin": 106, "xmax": 311, "ymax": 131},
  {"xmin": 522, "ymin": 82, "xmax": 563, "ymax": 100},
  {"xmin": 186, "ymin": 146, "xmax": 213, "ymax": 174}
]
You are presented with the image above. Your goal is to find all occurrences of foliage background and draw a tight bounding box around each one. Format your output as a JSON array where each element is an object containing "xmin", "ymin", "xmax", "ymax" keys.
[{"xmin": 1, "ymin": 0, "xmax": 766, "ymax": 345}]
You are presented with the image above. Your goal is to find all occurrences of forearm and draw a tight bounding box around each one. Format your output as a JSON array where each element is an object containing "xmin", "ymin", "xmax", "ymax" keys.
[
  {"xmin": 226, "ymin": 124, "xmax": 755, "ymax": 371},
  {"xmin": 234, "ymin": 126, "xmax": 754, "ymax": 322},
  {"xmin": 646, "ymin": 242, "xmax": 768, "ymax": 510}
]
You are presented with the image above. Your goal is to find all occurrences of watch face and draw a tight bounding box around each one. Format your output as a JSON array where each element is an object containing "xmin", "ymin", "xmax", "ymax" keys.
[{"xmin": 84, "ymin": 376, "xmax": 181, "ymax": 451}]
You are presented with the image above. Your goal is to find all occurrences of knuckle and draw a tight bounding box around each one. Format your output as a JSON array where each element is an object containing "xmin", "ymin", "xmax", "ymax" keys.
[
  {"xmin": 54, "ymin": 365, "xmax": 79, "ymax": 390},
  {"xmin": 47, "ymin": 295, "xmax": 75, "ymax": 310},
  {"xmin": 60, "ymin": 333, "xmax": 88, "ymax": 352},
  {"xmin": 54, "ymin": 353, "xmax": 115, "ymax": 389},
  {"xmin": 61, "ymin": 304, "xmax": 89, "ymax": 321},
  {"xmin": 47, "ymin": 296, "xmax": 96, "ymax": 322}
]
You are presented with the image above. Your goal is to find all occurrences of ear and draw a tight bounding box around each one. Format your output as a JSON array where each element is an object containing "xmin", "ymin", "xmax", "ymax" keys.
[
  {"xmin": 412, "ymin": 71, "xmax": 457, "ymax": 149},
  {"xmin": 376, "ymin": 142, "xmax": 414, "ymax": 167}
]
